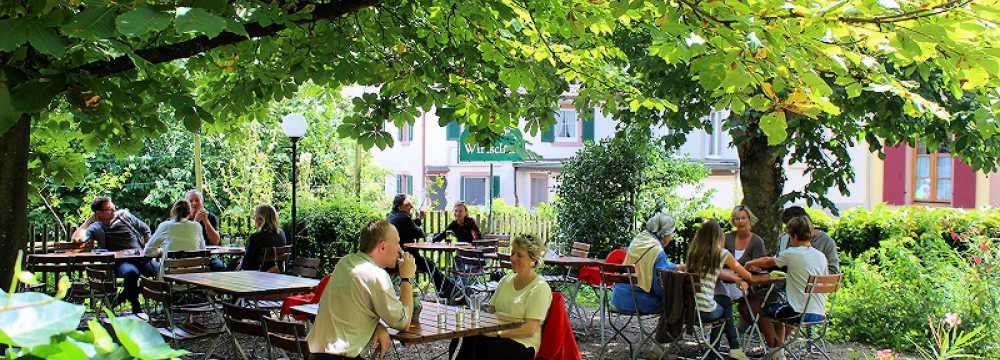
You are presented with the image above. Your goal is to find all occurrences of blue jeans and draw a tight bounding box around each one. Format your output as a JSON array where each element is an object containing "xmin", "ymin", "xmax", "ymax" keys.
[
  {"xmin": 114, "ymin": 260, "xmax": 159, "ymax": 312},
  {"xmin": 700, "ymin": 295, "xmax": 740, "ymax": 359}
]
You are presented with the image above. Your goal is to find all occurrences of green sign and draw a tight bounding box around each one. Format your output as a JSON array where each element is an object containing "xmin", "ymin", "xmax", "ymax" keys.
[{"xmin": 458, "ymin": 129, "xmax": 526, "ymax": 162}]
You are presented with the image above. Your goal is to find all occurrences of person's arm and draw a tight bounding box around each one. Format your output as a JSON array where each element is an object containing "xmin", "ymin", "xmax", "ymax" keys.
[
  {"xmin": 724, "ymin": 254, "xmax": 754, "ymax": 283},
  {"xmin": 818, "ymin": 237, "xmax": 841, "ymax": 274},
  {"xmin": 745, "ymin": 256, "xmax": 777, "ymax": 270},
  {"xmin": 368, "ymin": 323, "xmax": 391, "ymax": 359},
  {"xmin": 200, "ymin": 212, "xmax": 221, "ymax": 245},
  {"xmin": 469, "ymin": 218, "xmax": 481, "ymax": 240},
  {"xmin": 195, "ymin": 223, "xmax": 206, "ymax": 250},
  {"xmin": 751, "ymin": 235, "xmax": 767, "ymax": 260},
  {"xmin": 241, "ymin": 233, "xmax": 260, "ymax": 271},
  {"xmin": 432, "ymin": 222, "xmax": 454, "ymax": 242},
  {"xmin": 374, "ymin": 253, "xmax": 416, "ymax": 331},
  {"xmin": 72, "ymin": 214, "xmax": 97, "ymax": 243}
]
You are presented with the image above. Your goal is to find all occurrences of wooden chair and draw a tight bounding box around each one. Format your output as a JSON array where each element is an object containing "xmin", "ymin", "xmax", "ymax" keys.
[
  {"xmin": 471, "ymin": 239, "xmax": 500, "ymax": 248},
  {"xmin": 543, "ymin": 242, "xmax": 590, "ymax": 285},
  {"xmin": 22, "ymin": 254, "xmax": 74, "ymax": 294},
  {"xmin": 286, "ymin": 257, "xmax": 322, "ymax": 278},
  {"xmin": 451, "ymin": 248, "xmax": 497, "ymax": 303},
  {"xmin": 86, "ymin": 267, "xmax": 118, "ymax": 315},
  {"xmin": 140, "ymin": 277, "xmax": 217, "ymax": 345},
  {"xmin": 205, "ymin": 303, "xmax": 272, "ymax": 360},
  {"xmin": 49, "ymin": 241, "xmax": 91, "ymax": 253},
  {"xmin": 774, "ymin": 274, "xmax": 844, "ymax": 360},
  {"xmin": 597, "ymin": 263, "xmax": 664, "ymax": 360},
  {"xmin": 161, "ymin": 257, "xmax": 211, "ymax": 276},
  {"xmin": 67, "ymin": 253, "xmax": 115, "ymax": 303},
  {"xmin": 262, "ymin": 245, "xmax": 293, "ymax": 273},
  {"xmin": 263, "ymin": 316, "xmax": 311, "ymax": 359}
]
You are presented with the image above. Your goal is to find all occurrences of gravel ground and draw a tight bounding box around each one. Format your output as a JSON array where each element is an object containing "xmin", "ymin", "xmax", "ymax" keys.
[{"xmin": 170, "ymin": 307, "xmax": 894, "ymax": 360}]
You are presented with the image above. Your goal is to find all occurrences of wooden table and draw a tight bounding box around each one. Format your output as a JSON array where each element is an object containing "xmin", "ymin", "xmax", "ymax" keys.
[
  {"xmin": 164, "ymin": 271, "xmax": 319, "ymax": 296},
  {"xmin": 292, "ymin": 301, "xmax": 522, "ymax": 346},
  {"xmin": 403, "ymin": 242, "xmax": 472, "ymax": 252},
  {"xmin": 544, "ymin": 255, "xmax": 602, "ymax": 268},
  {"xmin": 29, "ymin": 246, "xmax": 245, "ymax": 261}
]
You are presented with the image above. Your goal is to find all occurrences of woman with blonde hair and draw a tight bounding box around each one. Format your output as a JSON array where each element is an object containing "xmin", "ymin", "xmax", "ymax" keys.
[
  {"xmin": 721, "ymin": 205, "xmax": 767, "ymax": 329},
  {"xmin": 687, "ymin": 220, "xmax": 754, "ymax": 360},
  {"xmin": 238, "ymin": 204, "xmax": 287, "ymax": 271},
  {"xmin": 448, "ymin": 234, "xmax": 552, "ymax": 360}
]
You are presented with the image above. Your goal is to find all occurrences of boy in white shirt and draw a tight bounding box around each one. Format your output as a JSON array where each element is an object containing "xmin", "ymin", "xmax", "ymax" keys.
[{"xmin": 745, "ymin": 216, "xmax": 829, "ymax": 360}]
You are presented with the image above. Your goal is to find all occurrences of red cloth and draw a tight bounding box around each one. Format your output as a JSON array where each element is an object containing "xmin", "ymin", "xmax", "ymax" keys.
[
  {"xmin": 577, "ymin": 248, "xmax": 626, "ymax": 286},
  {"xmin": 536, "ymin": 291, "xmax": 581, "ymax": 360},
  {"xmin": 280, "ymin": 274, "xmax": 331, "ymax": 319}
]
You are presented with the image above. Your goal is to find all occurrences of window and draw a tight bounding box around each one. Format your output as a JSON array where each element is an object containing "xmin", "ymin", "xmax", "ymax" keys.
[
  {"xmin": 912, "ymin": 142, "xmax": 952, "ymax": 202},
  {"xmin": 396, "ymin": 175, "xmax": 413, "ymax": 195},
  {"xmin": 706, "ymin": 111, "xmax": 724, "ymax": 157},
  {"xmin": 398, "ymin": 124, "xmax": 414, "ymax": 144},
  {"xmin": 461, "ymin": 177, "xmax": 487, "ymax": 205},
  {"xmin": 446, "ymin": 121, "xmax": 461, "ymax": 140},
  {"xmin": 555, "ymin": 110, "xmax": 578, "ymax": 141},
  {"xmin": 530, "ymin": 176, "xmax": 549, "ymax": 207}
]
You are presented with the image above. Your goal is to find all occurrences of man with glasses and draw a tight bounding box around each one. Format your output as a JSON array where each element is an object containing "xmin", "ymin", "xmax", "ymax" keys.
[
  {"xmin": 76, "ymin": 196, "xmax": 157, "ymax": 315},
  {"xmin": 387, "ymin": 194, "xmax": 461, "ymax": 304}
]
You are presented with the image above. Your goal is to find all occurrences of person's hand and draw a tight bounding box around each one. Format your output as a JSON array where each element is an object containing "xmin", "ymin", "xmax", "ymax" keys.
[
  {"xmin": 399, "ymin": 253, "xmax": 417, "ymax": 279},
  {"xmin": 747, "ymin": 264, "xmax": 762, "ymax": 272},
  {"xmin": 738, "ymin": 280, "xmax": 749, "ymax": 291},
  {"xmin": 675, "ymin": 264, "xmax": 687, "ymax": 272},
  {"xmin": 369, "ymin": 324, "xmax": 391, "ymax": 359},
  {"xmin": 418, "ymin": 210, "xmax": 426, "ymax": 220},
  {"xmin": 194, "ymin": 209, "xmax": 208, "ymax": 223}
]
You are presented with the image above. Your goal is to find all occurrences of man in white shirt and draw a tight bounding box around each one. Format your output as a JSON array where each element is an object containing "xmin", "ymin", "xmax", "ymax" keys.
[{"xmin": 307, "ymin": 220, "xmax": 417, "ymax": 360}]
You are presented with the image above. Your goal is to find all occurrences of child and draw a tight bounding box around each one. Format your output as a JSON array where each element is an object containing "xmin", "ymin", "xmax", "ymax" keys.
[
  {"xmin": 686, "ymin": 220, "xmax": 754, "ymax": 360},
  {"xmin": 745, "ymin": 216, "xmax": 829, "ymax": 360}
]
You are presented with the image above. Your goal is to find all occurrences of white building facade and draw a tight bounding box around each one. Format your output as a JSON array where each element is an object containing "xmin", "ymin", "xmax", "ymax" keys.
[{"xmin": 372, "ymin": 104, "xmax": 880, "ymax": 212}]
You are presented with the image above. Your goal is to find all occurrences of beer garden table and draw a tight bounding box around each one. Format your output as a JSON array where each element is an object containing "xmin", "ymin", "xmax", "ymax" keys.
[
  {"xmin": 291, "ymin": 300, "xmax": 523, "ymax": 359},
  {"xmin": 28, "ymin": 246, "xmax": 245, "ymax": 261},
  {"xmin": 163, "ymin": 271, "xmax": 320, "ymax": 360}
]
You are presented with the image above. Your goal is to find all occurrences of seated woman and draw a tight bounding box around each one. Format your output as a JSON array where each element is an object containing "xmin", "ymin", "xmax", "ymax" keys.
[
  {"xmin": 449, "ymin": 234, "xmax": 552, "ymax": 360},
  {"xmin": 433, "ymin": 202, "xmax": 481, "ymax": 243},
  {"xmin": 719, "ymin": 205, "xmax": 767, "ymax": 328},
  {"xmin": 687, "ymin": 220, "xmax": 754, "ymax": 360},
  {"xmin": 237, "ymin": 204, "xmax": 287, "ymax": 271},
  {"xmin": 143, "ymin": 199, "xmax": 205, "ymax": 257},
  {"xmin": 610, "ymin": 212, "xmax": 678, "ymax": 314}
]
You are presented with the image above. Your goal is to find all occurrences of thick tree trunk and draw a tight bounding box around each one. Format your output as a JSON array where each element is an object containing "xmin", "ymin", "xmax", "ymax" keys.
[
  {"xmin": 0, "ymin": 114, "xmax": 30, "ymax": 290},
  {"xmin": 736, "ymin": 123, "xmax": 786, "ymax": 254}
]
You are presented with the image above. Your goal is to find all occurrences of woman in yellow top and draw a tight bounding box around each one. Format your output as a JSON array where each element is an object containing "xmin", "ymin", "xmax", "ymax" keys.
[{"xmin": 448, "ymin": 234, "xmax": 552, "ymax": 360}]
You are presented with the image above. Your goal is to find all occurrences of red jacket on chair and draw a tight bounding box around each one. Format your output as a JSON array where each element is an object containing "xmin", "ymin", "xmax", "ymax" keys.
[
  {"xmin": 535, "ymin": 291, "xmax": 581, "ymax": 360},
  {"xmin": 281, "ymin": 274, "xmax": 331, "ymax": 319},
  {"xmin": 577, "ymin": 248, "xmax": 626, "ymax": 286}
]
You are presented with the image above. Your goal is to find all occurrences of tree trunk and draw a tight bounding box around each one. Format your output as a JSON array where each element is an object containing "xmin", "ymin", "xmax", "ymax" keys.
[
  {"xmin": 735, "ymin": 123, "xmax": 786, "ymax": 254},
  {"xmin": 0, "ymin": 114, "xmax": 30, "ymax": 290}
]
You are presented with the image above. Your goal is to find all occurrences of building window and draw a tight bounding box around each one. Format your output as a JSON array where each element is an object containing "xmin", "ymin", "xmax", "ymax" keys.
[
  {"xmin": 555, "ymin": 109, "xmax": 578, "ymax": 141},
  {"xmin": 530, "ymin": 176, "xmax": 549, "ymax": 207},
  {"xmin": 706, "ymin": 111, "xmax": 724, "ymax": 157},
  {"xmin": 912, "ymin": 142, "xmax": 952, "ymax": 202},
  {"xmin": 398, "ymin": 123, "xmax": 414, "ymax": 144},
  {"xmin": 396, "ymin": 174, "xmax": 413, "ymax": 195},
  {"xmin": 461, "ymin": 177, "xmax": 488, "ymax": 205}
]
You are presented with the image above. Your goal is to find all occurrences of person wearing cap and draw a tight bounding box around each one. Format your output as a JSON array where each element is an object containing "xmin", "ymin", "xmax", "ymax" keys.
[{"xmin": 610, "ymin": 212, "xmax": 679, "ymax": 315}]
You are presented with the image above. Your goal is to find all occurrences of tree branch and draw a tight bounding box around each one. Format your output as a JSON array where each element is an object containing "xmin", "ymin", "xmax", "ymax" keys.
[{"xmin": 69, "ymin": 0, "xmax": 377, "ymax": 79}]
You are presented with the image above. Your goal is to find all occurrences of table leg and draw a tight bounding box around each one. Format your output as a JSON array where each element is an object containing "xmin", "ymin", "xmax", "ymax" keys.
[
  {"xmin": 202, "ymin": 292, "xmax": 248, "ymax": 360},
  {"xmin": 599, "ymin": 285, "xmax": 607, "ymax": 349}
]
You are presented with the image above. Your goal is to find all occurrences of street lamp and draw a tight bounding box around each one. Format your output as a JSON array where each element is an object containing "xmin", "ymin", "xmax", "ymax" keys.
[{"xmin": 281, "ymin": 113, "xmax": 307, "ymax": 257}]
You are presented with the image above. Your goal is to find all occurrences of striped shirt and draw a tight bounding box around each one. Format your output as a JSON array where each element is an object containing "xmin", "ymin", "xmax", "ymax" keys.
[{"xmin": 695, "ymin": 249, "xmax": 731, "ymax": 312}]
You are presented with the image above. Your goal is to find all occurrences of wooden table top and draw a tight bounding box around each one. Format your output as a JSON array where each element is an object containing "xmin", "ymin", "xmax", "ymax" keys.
[
  {"xmin": 544, "ymin": 256, "xmax": 602, "ymax": 268},
  {"xmin": 291, "ymin": 301, "xmax": 522, "ymax": 346},
  {"xmin": 30, "ymin": 246, "xmax": 245, "ymax": 261},
  {"xmin": 164, "ymin": 271, "xmax": 319, "ymax": 296},
  {"xmin": 404, "ymin": 242, "xmax": 472, "ymax": 252}
]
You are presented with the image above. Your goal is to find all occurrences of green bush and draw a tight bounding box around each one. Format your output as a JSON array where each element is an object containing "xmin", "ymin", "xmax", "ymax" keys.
[
  {"xmin": 830, "ymin": 205, "xmax": 1000, "ymax": 256},
  {"xmin": 285, "ymin": 198, "xmax": 383, "ymax": 273},
  {"xmin": 832, "ymin": 232, "xmax": 1000, "ymax": 356}
]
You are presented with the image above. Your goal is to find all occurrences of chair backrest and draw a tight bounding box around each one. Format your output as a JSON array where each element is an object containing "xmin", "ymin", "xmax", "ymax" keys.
[
  {"xmin": 73, "ymin": 253, "xmax": 115, "ymax": 272},
  {"xmin": 496, "ymin": 253, "xmax": 512, "ymax": 269},
  {"xmin": 86, "ymin": 267, "xmax": 116, "ymax": 295},
  {"xmin": 26, "ymin": 255, "xmax": 74, "ymax": 273},
  {"xmin": 221, "ymin": 303, "xmax": 269, "ymax": 337},
  {"xmin": 263, "ymin": 316, "xmax": 310, "ymax": 357},
  {"xmin": 598, "ymin": 263, "xmax": 637, "ymax": 286},
  {"xmin": 471, "ymin": 239, "xmax": 499, "ymax": 248},
  {"xmin": 140, "ymin": 277, "xmax": 172, "ymax": 304},
  {"xmin": 262, "ymin": 245, "xmax": 293, "ymax": 273},
  {"xmin": 570, "ymin": 242, "xmax": 591, "ymax": 258},
  {"xmin": 49, "ymin": 241, "xmax": 91, "ymax": 253},
  {"xmin": 805, "ymin": 274, "xmax": 843, "ymax": 294},
  {"xmin": 287, "ymin": 257, "xmax": 322, "ymax": 278},
  {"xmin": 455, "ymin": 249, "xmax": 488, "ymax": 273},
  {"xmin": 162, "ymin": 257, "xmax": 211, "ymax": 275},
  {"xmin": 167, "ymin": 250, "xmax": 211, "ymax": 259}
]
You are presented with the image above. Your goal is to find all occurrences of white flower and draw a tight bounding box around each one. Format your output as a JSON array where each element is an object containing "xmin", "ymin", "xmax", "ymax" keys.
[{"xmin": 944, "ymin": 313, "xmax": 961, "ymax": 329}]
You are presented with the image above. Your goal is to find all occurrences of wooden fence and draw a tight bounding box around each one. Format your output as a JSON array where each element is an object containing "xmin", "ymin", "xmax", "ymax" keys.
[{"xmin": 418, "ymin": 210, "xmax": 556, "ymax": 246}]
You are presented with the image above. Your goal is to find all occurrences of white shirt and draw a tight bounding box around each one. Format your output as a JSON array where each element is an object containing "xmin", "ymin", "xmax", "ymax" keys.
[
  {"xmin": 490, "ymin": 273, "xmax": 552, "ymax": 351},
  {"xmin": 307, "ymin": 253, "xmax": 410, "ymax": 358},
  {"xmin": 774, "ymin": 246, "xmax": 829, "ymax": 315},
  {"xmin": 142, "ymin": 219, "xmax": 205, "ymax": 257}
]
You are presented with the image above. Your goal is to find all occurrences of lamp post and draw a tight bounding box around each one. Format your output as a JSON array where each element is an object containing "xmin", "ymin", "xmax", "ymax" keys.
[{"xmin": 281, "ymin": 113, "xmax": 307, "ymax": 257}]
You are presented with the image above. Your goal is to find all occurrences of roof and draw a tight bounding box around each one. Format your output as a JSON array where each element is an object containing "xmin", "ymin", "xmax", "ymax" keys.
[{"xmin": 512, "ymin": 161, "xmax": 564, "ymax": 170}]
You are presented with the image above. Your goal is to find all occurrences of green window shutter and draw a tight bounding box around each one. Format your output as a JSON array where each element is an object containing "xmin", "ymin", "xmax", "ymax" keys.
[
  {"xmin": 407, "ymin": 175, "xmax": 414, "ymax": 195},
  {"xmin": 396, "ymin": 175, "xmax": 402, "ymax": 194},
  {"xmin": 583, "ymin": 110, "xmax": 595, "ymax": 141},
  {"xmin": 407, "ymin": 124, "xmax": 414, "ymax": 141},
  {"xmin": 397, "ymin": 127, "xmax": 403, "ymax": 142},
  {"xmin": 446, "ymin": 121, "xmax": 461, "ymax": 140},
  {"xmin": 492, "ymin": 176, "xmax": 501, "ymax": 198},
  {"xmin": 460, "ymin": 176, "xmax": 466, "ymax": 201},
  {"xmin": 541, "ymin": 125, "xmax": 555, "ymax": 142}
]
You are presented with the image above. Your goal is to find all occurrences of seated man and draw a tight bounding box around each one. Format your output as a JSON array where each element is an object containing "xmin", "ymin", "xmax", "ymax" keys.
[
  {"xmin": 387, "ymin": 194, "xmax": 459, "ymax": 303},
  {"xmin": 745, "ymin": 216, "xmax": 829, "ymax": 360},
  {"xmin": 185, "ymin": 190, "xmax": 226, "ymax": 271},
  {"xmin": 307, "ymin": 220, "xmax": 417, "ymax": 360},
  {"xmin": 74, "ymin": 196, "xmax": 158, "ymax": 315}
]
